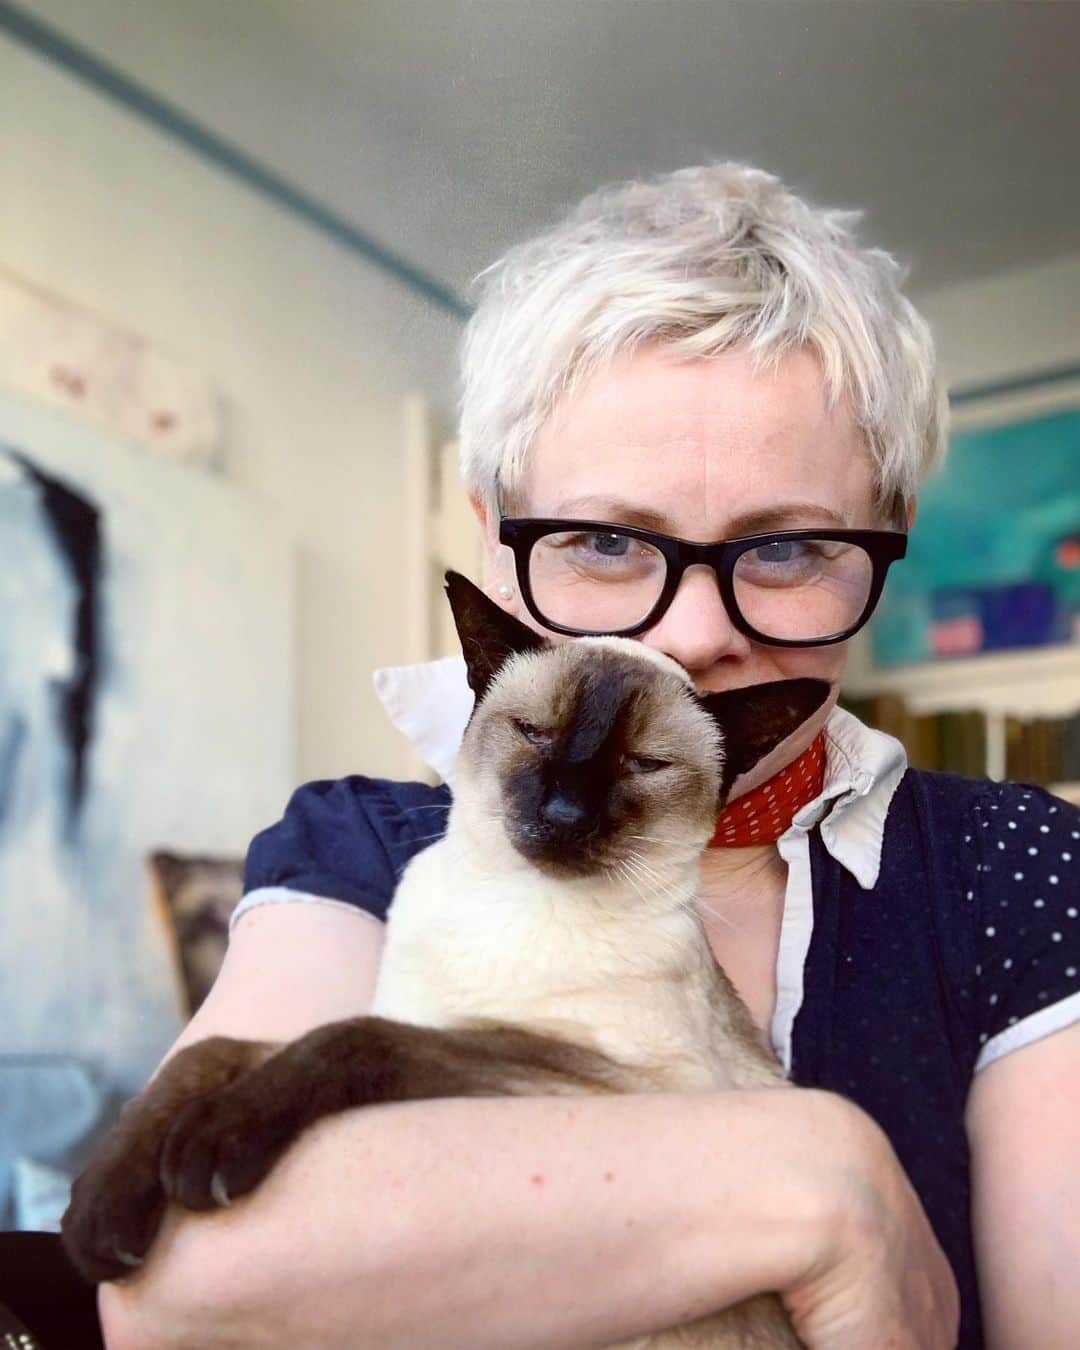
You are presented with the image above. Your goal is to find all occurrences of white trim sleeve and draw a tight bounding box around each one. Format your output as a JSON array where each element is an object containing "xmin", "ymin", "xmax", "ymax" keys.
[
  {"xmin": 975, "ymin": 989, "xmax": 1080, "ymax": 1072},
  {"xmin": 229, "ymin": 886, "xmax": 385, "ymax": 937}
]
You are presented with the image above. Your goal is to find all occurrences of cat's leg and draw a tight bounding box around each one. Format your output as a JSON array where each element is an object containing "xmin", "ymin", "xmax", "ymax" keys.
[
  {"xmin": 60, "ymin": 1036, "xmax": 273, "ymax": 1284},
  {"xmin": 160, "ymin": 1014, "xmax": 626, "ymax": 1211}
]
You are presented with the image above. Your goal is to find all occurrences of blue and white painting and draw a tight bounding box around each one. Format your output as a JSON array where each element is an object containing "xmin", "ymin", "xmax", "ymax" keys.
[{"xmin": 0, "ymin": 388, "xmax": 295, "ymax": 1109}]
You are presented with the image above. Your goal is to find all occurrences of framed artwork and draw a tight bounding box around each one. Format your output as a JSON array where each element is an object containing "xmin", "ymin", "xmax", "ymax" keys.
[{"xmin": 871, "ymin": 381, "xmax": 1080, "ymax": 668}]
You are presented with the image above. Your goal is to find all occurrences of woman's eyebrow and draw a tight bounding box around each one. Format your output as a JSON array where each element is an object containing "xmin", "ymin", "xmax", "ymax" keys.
[
  {"xmin": 552, "ymin": 496, "xmax": 849, "ymax": 536},
  {"xmin": 554, "ymin": 496, "xmax": 672, "ymax": 531},
  {"xmin": 723, "ymin": 504, "xmax": 849, "ymax": 534}
]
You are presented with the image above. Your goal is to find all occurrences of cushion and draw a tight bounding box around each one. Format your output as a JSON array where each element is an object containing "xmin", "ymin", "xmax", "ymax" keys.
[{"xmin": 146, "ymin": 850, "xmax": 244, "ymax": 1018}]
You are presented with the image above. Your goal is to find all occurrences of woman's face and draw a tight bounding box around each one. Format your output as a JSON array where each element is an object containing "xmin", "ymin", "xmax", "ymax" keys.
[{"xmin": 481, "ymin": 343, "xmax": 892, "ymax": 785}]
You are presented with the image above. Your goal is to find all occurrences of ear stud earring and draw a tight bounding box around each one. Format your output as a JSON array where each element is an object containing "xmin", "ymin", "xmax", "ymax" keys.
[{"xmin": 498, "ymin": 585, "xmax": 513, "ymax": 600}]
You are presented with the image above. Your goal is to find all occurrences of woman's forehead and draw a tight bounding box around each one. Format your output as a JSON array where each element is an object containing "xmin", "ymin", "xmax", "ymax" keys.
[{"xmin": 523, "ymin": 345, "xmax": 879, "ymax": 534}]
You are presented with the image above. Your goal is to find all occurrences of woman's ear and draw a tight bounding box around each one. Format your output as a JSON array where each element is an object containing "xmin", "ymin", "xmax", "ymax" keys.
[
  {"xmin": 469, "ymin": 494, "xmax": 498, "ymax": 552},
  {"xmin": 470, "ymin": 492, "xmax": 516, "ymax": 609}
]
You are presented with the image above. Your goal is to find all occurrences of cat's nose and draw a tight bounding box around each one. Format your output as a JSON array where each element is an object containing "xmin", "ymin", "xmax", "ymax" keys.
[{"xmin": 539, "ymin": 789, "xmax": 588, "ymax": 835}]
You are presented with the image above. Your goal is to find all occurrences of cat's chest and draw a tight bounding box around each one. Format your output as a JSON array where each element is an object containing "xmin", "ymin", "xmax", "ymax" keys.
[{"xmin": 372, "ymin": 846, "xmax": 748, "ymax": 1083}]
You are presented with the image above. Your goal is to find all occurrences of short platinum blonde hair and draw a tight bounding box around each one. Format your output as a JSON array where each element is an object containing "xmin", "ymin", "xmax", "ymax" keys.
[{"xmin": 459, "ymin": 163, "xmax": 947, "ymax": 520}]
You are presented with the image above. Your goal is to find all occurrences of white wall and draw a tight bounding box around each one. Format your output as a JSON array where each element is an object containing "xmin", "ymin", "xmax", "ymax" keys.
[
  {"xmin": 0, "ymin": 33, "xmax": 461, "ymax": 790},
  {"xmin": 6, "ymin": 15, "xmax": 1077, "ymax": 792},
  {"xmin": 917, "ymin": 251, "xmax": 1080, "ymax": 391}
]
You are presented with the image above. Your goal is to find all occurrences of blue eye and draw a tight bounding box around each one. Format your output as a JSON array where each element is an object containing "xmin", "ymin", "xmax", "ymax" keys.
[
  {"xmin": 588, "ymin": 532, "xmax": 631, "ymax": 557},
  {"xmin": 754, "ymin": 540, "xmax": 797, "ymax": 564}
]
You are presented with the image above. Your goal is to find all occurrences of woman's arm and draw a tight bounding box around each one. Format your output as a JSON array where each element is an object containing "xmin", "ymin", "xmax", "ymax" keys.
[
  {"xmin": 160, "ymin": 899, "xmax": 388, "ymax": 1053},
  {"xmin": 967, "ymin": 1021, "xmax": 1080, "ymax": 1349},
  {"xmin": 101, "ymin": 902, "xmax": 956, "ymax": 1350}
]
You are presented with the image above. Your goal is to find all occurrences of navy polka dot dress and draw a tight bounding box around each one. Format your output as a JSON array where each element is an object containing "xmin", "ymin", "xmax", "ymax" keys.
[
  {"xmin": 243, "ymin": 767, "xmax": 1079, "ymax": 1348},
  {"xmin": 965, "ymin": 782, "xmax": 1079, "ymax": 1063}
]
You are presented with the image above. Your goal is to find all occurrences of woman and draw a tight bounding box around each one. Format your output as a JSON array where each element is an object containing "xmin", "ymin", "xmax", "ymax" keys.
[{"xmin": 102, "ymin": 165, "xmax": 1078, "ymax": 1349}]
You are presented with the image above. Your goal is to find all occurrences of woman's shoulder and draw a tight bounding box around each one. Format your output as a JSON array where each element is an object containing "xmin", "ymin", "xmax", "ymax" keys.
[
  {"xmin": 900, "ymin": 767, "xmax": 1078, "ymax": 835},
  {"xmin": 896, "ymin": 768, "xmax": 1077, "ymax": 903},
  {"xmin": 894, "ymin": 769, "xmax": 1079, "ymax": 1065},
  {"xmin": 241, "ymin": 774, "xmax": 452, "ymax": 920}
]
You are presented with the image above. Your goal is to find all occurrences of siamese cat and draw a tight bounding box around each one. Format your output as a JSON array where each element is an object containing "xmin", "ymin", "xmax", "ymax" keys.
[{"xmin": 63, "ymin": 573, "xmax": 826, "ymax": 1347}]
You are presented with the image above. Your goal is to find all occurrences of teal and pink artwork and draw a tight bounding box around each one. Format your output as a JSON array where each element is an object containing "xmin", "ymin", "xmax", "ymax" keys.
[{"xmin": 872, "ymin": 409, "xmax": 1080, "ymax": 667}]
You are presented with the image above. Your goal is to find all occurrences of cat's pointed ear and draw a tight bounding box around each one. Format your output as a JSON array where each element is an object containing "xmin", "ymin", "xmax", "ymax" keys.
[
  {"xmin": 444, "ymin": 570, "xmax": 548, "ymax": 702},
  {"xmin": 698, "ymin": 678, "xmax": 832, "ymax": 795}
]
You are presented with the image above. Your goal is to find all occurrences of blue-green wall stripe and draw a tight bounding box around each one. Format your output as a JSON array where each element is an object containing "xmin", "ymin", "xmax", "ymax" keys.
[
  {"xmin": 4, "ymin": 6, "xmax": 1078, "ymax": 393},
  {"xmin": 0, "ymin": 1, "xmax": 471, "ymax": 321}
]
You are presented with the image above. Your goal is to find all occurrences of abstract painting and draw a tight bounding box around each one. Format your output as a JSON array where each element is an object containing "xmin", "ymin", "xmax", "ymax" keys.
[{"xmin": 0, "ymin": 387, "xmax": 294, "ymax": 1100}]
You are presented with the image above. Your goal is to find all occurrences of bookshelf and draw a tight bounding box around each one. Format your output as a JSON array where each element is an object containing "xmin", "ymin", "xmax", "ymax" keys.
[{"xmin": 843, "ymin": 638, "xmax": 1080, "ymax": 801}]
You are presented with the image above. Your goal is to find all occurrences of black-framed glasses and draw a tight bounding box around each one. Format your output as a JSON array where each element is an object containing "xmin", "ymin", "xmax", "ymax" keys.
[{"xmin": 499, "ymin": 517, "xmax": 907, "ymax": 647}]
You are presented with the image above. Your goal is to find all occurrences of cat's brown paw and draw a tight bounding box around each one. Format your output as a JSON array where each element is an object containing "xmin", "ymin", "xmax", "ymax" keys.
[
  {"xmin": 60, "ymin": 1153, "xmax": 166, "ymax": 1285},
  {"xmin": 160, "ymin": 1083, "xmax": 296, "ymax": 1211}
]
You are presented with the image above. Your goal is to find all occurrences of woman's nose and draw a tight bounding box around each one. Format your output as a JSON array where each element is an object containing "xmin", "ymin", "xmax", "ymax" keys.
[{"xmin": 640, "ymin": 564, "xmax": 753, "ymax": 672}]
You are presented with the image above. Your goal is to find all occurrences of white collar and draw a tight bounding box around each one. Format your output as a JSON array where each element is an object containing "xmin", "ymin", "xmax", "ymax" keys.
[
  {"xmin": 373, "ymin": 659, "xmax": 907, "ymax": 892},
  {"xmin": 372, "ymin": 656, "xmax": 475, "ymax": 788},
  {"xmin": 788, "ymin": 704, "xmax": 907, "ymax": 890}
]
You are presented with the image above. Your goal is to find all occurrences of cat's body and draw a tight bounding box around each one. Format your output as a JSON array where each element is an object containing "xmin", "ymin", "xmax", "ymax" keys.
[
  {"xmin": 372, "ymin": 719, "xmax": 780, "ymax": 1099},
  {"xmin": 62, "ymin": 576, "xmax": 825, "ymax": 1347},
  {"xmin": 366, "ymin": 628, "xmax": 804, "ymax": 1348}
]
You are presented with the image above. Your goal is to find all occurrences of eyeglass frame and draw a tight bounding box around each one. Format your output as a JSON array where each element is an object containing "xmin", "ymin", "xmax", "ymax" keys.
[{"xmin": 498, "ymin": 516, "xmax": 908, "ymax": 647}]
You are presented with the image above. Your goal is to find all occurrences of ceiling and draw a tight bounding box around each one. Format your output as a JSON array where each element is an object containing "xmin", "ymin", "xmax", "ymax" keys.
[{"xmin": 15, "ymin": 0, "xmax": 1080, "ymax": 311}]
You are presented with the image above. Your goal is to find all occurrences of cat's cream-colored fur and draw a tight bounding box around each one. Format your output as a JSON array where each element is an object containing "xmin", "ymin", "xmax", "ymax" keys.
[{"xmin": 372, "ymin": 636, "xmax": 800, "ymax": 1348}]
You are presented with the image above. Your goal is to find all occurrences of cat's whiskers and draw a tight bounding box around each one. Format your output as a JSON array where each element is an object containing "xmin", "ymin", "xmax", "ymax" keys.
[
  {"xmin": 606, "ymin": 862, "xmax": 682, "ymax": 964},
  {"xmin": 413, "ymin": 808, "xmax": 506, "ymax": 848},
  {"xmin": 623, "ymin": 849, "xmax": 692, "ymax": 901},
  {"xmin": 619, "ymin": 852, "xmax": 689, "ymax": 922},
  {"xmin": 692, "ymin": 896, "xmax": 740, "ymax": 933},
  {"xmin": 622, "ymin": 848, "xmax": 741, "ymax": 936},
  {"xmin": 612, "ymin": 858, "xmax": 650, "ymax": 910},
  {"xmin": 614, "ymin": 856, "xmax": 702, "ymax": 964},
  {"xmin": 624, "ymin": 832, "xmax": 697, "ymax": 849},
  {"xmin": 620, "ymin": 855, "xmax": 668, "ymax": 901}
]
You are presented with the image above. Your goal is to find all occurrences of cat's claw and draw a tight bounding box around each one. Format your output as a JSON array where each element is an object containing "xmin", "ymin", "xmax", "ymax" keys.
[
  {"xmin": 161, "ymin": 1085, "xmax": 293, "ymax": 1210},
  {"xmin": 210, "ymin": 1171, "xmax": 231, "ymax": 1207},
  {"xmin": 60, "ymin": 1159, "xmax": 166, "ymax": 1285}
]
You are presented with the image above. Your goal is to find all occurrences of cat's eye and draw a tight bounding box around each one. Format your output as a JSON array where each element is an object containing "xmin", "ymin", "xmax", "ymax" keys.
[
  {"xmin": 512, "ymin": 717, "xmax": 554, "ymax": 748},
  {"xmin": 623, "ymin": 754, "xmax": 671, "ymax": 774}
]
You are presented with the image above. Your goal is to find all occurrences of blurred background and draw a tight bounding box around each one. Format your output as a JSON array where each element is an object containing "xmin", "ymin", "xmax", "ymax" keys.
[{"xmin": 1, "ymin": 0, "xmax": 1078, "ymax": 1230}]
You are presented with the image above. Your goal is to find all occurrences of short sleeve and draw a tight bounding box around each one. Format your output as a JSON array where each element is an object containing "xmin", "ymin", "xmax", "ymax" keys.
[
  {"xmin": 967, "ymin": 782, "xmax": 1080, "ymax": 1071},
  {"xmin": 240, "ymin": 774, "xmax": 452, "ymax": 923}
]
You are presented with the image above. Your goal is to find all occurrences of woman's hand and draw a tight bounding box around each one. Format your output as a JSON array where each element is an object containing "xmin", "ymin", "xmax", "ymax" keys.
[{"xmin": 783, "ymin": 1095, "xmax": 960, "ymax": 1349}]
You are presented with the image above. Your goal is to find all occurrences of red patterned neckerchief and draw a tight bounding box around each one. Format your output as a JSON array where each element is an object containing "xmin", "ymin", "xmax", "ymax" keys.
[{"xmin": 708, "ymin": 733, "xmax": 827, "ymax": 848}]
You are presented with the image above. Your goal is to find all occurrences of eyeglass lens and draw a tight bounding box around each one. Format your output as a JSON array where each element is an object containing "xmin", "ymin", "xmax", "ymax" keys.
[{"xmin": 527, "ymin": 528, "xmax": 875, "ymax": 640}]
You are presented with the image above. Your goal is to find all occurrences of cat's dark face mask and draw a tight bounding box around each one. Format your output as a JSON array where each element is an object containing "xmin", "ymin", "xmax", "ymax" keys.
[{"xmin": 445, "ymin": 571, "xmax": 830, "ymax": 876}]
